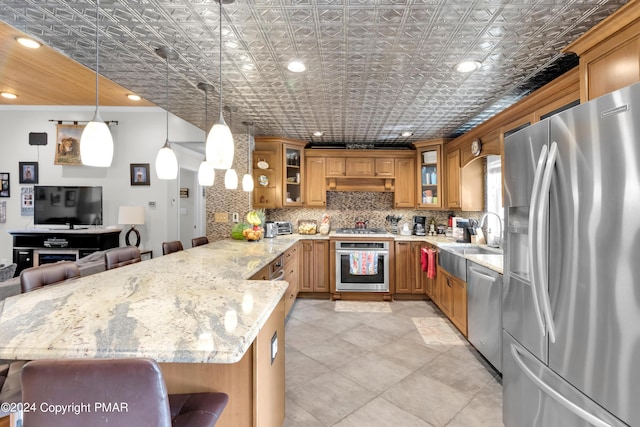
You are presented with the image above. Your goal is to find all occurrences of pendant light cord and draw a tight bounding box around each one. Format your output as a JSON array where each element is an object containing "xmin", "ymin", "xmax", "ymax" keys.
[
  {"xmin": 166, "ymin": 50, "xmax": 169, "ymax": 142},
  {"xmin": 94, "ymin": 0, "xmax": 100, "ymax": 113},
  {"xmin": 219, "ymin": 0, "xmax": 223, "ymax": 120}
]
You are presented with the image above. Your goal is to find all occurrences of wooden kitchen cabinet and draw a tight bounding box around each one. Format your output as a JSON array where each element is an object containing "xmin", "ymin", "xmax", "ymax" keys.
[
  {"xmin": 375, "ymin": 158, "xmax": 395, "ymax": 177},
  {"xmin": 305, "ymin": 157, "xmax": 326, "ymax": 207},
  {"xmin": 436, "ymin": 266, "xmax": 467, "ymax": 337},
  {"xmin": 345, "ymin": 158, "xmax": 375, "ymax": 176},
  {"xmin": 423, "ymin": 243, "xmax": 437, "ymax": 300},
  {"xmin": 445, "ymin": 147, "xmax": 483, "ymax": 211},
  {"xmin": 414, "ymin": 140, "xmax": 445, "ymax": 209},
  {"xmin": 326, "ymin": 157, "xmax": 346, "ymax": 177},
  {"xmin": 283, "ymin": 243, "xmax": 299, "ymax": 315},
  {"xmin": 254, "ymin": 137, "xmax": 306, "ymax": 209},
  {"xmin": 393, "ymin": 158, "xmax": 415, "ymax": 208},
  {"xmin": 300, "ymin": 240, "xmax": 329, "ymax": 294},
  {"xmin": 394, "ymin": 241, "xmax": 427, "ymax": 295},
  {"xmin": 283, "ymin": 144, "xmax": 305, "ymax": 207}
]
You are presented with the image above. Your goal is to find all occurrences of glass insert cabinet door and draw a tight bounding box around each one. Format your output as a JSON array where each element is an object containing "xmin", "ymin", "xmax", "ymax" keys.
[
  {"xmin": 415, "ymin": 141, "xmax": 443, "ymax": 209},
  {"xmin": 283, "ymin": 145, "xmax": 304, "ymax": 206}
]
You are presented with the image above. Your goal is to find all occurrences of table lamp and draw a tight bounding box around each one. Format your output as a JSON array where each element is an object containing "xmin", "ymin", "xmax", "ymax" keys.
[{"xmin": 118, "ymin": 205, "xmax": 145, "ymax": 247}]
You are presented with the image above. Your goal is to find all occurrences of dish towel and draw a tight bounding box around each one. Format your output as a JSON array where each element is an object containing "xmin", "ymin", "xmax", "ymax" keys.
[
  {"xmin": 349, "ymin": 252, "xmax": 378, "ymax": 275},
  {"xmin": 421, "ymin": 247, "xmax": 428, "ymax": 272},
  {"xmin": 427, "ymin": 248, "xmax": 436, "ymax": 279}
]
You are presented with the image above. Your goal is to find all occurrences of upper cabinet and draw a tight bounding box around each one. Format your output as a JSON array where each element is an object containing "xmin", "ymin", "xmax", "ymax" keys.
[
  {"xmin": 305, "ymin": 157, "xmax": 326, "ymax": 207},
  {"xmin": 394, "ymin": 157, "xmax": 415, "ymax": 208},
  {"xmin": 445, "ymin": 146, "xmax": 483, "ymax": 211},
  {"xmin": 564, "ymin": 1, "xmax": 640, "ymax": 101},
  {"xmin": 253, "ymin": 137, "xmax": 307, "ymax": 209},
  {"xmin": 414, "ymin": 139, "xmax": 445, "ymax": 209},
  {"xmin": 283, "ymin": 143, "xmax": 305, "ymax": 207}
]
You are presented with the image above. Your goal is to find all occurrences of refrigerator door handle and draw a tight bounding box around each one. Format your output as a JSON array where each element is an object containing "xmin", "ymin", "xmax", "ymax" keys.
[
  {"xmin": 528, "ymin": 143, "xmax": 548, "ymax": 336},
  {"xmin": 510, "ymin": 343, "xmax": 613, "ymax": 427},
  {"xmin": 536, "ymin": 141, "xmax": 558, "ymax": 343}
]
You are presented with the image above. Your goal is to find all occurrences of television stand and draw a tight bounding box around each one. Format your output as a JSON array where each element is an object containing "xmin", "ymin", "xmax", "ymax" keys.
[{"xmin": 9, "ymin": 228, "xmax": 122, "ymax": 276}]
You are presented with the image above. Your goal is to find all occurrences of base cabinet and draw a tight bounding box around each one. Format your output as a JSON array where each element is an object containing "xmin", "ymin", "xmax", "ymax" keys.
[
  {"xmin": 394, "ymin": 241, "xmax": 428, "ymax": 295},
  {"xmin": 300, "ymin": 240, "xmax": 329, "ymax": 293},
  {"xmin": 283, "ymin": 243, "xmax": 299, "ymax": 315},
  {"xmin": 436, "ymin": 266, "xmax": 467, "ymax": 336}
]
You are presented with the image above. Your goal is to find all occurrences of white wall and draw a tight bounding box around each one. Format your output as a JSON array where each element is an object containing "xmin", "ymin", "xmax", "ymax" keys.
[{"xmin": 0, "ymin": 105, "xmax": 204, "ymax": 262}]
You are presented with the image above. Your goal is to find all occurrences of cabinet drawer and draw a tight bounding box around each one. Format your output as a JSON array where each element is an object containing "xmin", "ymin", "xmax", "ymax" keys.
[{"xmin": 283, "ymin": 244, "xmax": 298, "ymax": 267}]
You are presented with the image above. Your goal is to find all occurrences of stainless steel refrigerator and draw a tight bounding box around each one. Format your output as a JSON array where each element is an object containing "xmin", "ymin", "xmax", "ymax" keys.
[{"xmin": 503, "ymin": 82, "xmax": 640, "ymax": 427}]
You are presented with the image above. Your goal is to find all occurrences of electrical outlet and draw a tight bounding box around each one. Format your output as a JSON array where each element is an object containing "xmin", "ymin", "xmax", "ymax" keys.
[
  {"xmin": 214, "ymin": 212, "xmax": 229, "ymax": 223},
  {"xmin": 232, "ymin": 212, "xmax": 239, "ymax": 223},
  {"xmin": 148, "ymin": 201, "xmax": 156, "ymax": 207}
]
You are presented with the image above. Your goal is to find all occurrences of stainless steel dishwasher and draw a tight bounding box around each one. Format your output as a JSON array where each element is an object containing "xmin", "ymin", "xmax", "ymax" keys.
[{"xmin": 467, "ymin": 261, "xmax": 503, "ymax": 373}]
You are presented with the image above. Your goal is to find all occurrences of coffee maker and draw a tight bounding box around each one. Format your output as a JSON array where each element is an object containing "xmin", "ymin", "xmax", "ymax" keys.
[{"xmin": 413, "ymin": 216, "xmax": 426, "ymax": 236}]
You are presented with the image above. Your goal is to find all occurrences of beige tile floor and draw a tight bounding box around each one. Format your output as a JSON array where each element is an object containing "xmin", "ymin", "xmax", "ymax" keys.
[{"xmin": 284, "ymin": 299, "xmax": 502, "ymax": 427}]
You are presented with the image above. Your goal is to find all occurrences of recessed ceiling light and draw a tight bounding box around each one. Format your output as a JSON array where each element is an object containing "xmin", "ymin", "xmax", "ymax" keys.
[
  {"xmin": 312, "ymin": 131, "xmax": 324, "ymax": 137},
  {"xmin": 455, "ymin": 60, "xmax": 482, "ymax": 73},
  {"xmin": 1, "ymin": 92, "xmax": 18, "ymax": 99},
  {"xmin": 16, "ymin": 36, "xmax": 41, "ymax": 49},
  {"xmin": 287, "ymin": 60, "xmax": 306, "ymax": 73},
  {"xmin": 401, "ymin": 131, "xmax": 413, "ymax": 137},
  {"xmin": 127, "ymin": 94, "xmax": 141, "ymax": 101}
]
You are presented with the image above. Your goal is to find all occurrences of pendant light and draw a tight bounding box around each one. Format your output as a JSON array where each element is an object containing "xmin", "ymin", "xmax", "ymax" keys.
[
  {"xmin": 206, "ymin": 0, "xmax": 235, "ymax": 170},
  {"xmin": 80, "ymin": 0, "xmax": 114, "ymax": 167},
  {"xmin": 155, "ymin": 47, "xmax": 178, "ymax": 180},
  {"xmin": 197, "ymin": 82, "xmax": 215, "ymax": 186},
  {"xmin": 224, "ymin": 105, "xmax": 237, "ymax": 189},
  {"xmin": 241, "ymin": 121, "xmax": 254, "ymax": 192}
]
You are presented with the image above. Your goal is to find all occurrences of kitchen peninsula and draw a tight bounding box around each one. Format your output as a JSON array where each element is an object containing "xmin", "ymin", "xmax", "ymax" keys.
[{"xmin": 0, "ymin": 236, "xmax": 301, "ymax": 427}]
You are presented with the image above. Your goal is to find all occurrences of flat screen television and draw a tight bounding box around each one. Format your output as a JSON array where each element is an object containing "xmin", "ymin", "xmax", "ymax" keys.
[{"xmin": 34, "ymin": 186, "xmax": 103, "ymax": 229}]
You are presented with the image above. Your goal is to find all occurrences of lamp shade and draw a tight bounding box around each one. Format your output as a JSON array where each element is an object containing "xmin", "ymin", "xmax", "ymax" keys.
[
  {"xmin": 198, "ymin": 160, "xmax": 215, "ymax": 186},
  {"xmin": 80, "ymin": 111, "xmax": 114, "ymax": 167},
  {"xmin": 118, "ymin": 205, "xmax": 145, "ymax": 225},
  {"xmin": 224, "ymin": 168, "xmax": 238, "ymax": 190},
  {"xmin": 155, "ymin": 140, "xmax": 178, "ymax": 180},
  {"xmin": 206, "ymin": 113, "xmax": 235, "ymax": 170},
  {"xmin": 242, "ymin": 173, "xmax": 254, "ymax": 192}
]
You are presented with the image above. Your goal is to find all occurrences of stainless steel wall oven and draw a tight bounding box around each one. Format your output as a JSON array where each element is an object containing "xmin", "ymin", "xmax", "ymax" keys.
[{"xmin": 335, "ymin": 241, "xmax": 389, "ymax": 292}]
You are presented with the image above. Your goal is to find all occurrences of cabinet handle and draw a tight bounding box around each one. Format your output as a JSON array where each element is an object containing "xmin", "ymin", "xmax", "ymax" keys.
[{"xmin": 446, "ymin": 277, "xmax": 452, "ymax": 288}]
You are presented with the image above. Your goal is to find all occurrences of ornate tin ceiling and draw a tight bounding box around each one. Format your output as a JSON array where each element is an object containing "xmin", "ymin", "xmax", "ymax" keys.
[{"xmin": 0, "ymin": 0, "xmax": 628, "ymax": 147}]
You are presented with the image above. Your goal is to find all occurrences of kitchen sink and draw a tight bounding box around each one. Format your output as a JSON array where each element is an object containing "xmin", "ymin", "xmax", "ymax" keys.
[
  {"xmin": 446, "ymin": 245, "xmax": 503, "ymax": 255},
  {"xmin": 438, "ymin": 244, "xmax": 503, "ymax": 281}
]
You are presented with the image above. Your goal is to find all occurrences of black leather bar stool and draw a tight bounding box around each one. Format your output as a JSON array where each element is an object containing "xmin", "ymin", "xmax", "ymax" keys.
[
  {"xmin": 19, "ymin": 261, "xmax": 80, "ymax": 293},
  {"xmin": 191, "ymin": 236, "xmax": 209, "ymax": 247},
  {"xmin": 162, "ymin": 241, "xmax": 184, "ymax": 255},
  {"xmin": 105, "ymin": 246, "xmax": 141, "ymax": 270}
]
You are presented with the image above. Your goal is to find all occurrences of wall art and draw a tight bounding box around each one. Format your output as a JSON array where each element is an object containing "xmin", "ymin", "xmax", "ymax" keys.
[
  {"xmin": 55, "ymin": 124, "xmax": 85, "ymax": 165},
  {"xmin": 130, "ymin": 163, "xmax": 151, "ymax": 186},
  {"xmin": 19, "ymin": 161, "xmax": 38, "ymax": 184},
  {"xmin": 0, "ymin": 173, "xmax": 9, "ymax": 197}
]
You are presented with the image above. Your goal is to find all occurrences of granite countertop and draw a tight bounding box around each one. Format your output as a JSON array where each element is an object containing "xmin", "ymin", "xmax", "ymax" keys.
[{"xmin": 0, "ymin": 241, "xmax": 291, "ymax": 364}]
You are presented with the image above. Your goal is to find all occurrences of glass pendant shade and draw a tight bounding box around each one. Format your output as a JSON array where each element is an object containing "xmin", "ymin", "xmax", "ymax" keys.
[
  {"xmin": 206, "ymin": 113, "xmax": 235, "ymax": 170},
  {"xmin": 156, "ymin": 140, "xmax": 178, "ymax": 180},
  {"xmin": 198, "ymin": 160, "xmax": 215, "ymax": 186},
  {"xmin": 242, "ymin": 174, "xmax": 254, "ymax": 192},
  {"xmin": 224, "ymin": 168, "xmax": 238, "ymax": 190},
  {"xmin": 80, "ymin": 111, "xmax": 113, "ymax": 167}
]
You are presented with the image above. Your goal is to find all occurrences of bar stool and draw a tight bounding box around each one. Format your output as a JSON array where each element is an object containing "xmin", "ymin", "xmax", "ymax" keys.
[
  {"xmin": 191, "ymin": 236, "xmax": 209, "ymax": 247},
  {"xmin": 162, "ymin": 241, "xmax": 184, "ymax": 255},
  {"xmin": 105, "ymin": 246, "xmax": 142, "ymax": 270},
  {"xmin": 21, "ymin": 358, "xmax": 228, "ymax": 427},
  {"xmin": 19, "ymin": 261, "xmax": 80, "ymax": 293}
]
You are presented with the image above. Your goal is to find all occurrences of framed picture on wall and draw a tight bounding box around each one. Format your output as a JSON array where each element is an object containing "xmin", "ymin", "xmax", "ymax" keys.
[
  {"xmin": 0, "ymin": 173, "xmax": 9, "ymax": 197},
  {"xmin": 130, "ymin": 163, "xmax": 150, "ymax": 186},
  {"xmin": 54, "ymin": 124, "xmax": 84, "ymax": 165},
  {"xmin": 19, "ymin": 161, "xmax": 38, "ymax": 184}
]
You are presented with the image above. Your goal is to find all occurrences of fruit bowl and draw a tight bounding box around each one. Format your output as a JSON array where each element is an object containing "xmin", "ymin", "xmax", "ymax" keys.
[{"xmin": 243, "ymin": 226, "xmax": 263, "ymax": 241}]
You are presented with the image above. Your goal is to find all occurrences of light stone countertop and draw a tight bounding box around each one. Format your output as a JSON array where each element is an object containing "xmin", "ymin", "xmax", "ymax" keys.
[{"xmin": 0, "ymin": 239, "xmax": 295, "ymax": 364}]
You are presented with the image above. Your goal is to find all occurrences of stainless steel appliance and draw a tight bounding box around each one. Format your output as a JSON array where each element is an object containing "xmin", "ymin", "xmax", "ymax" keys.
[
  {"xmin": 503, "ymin": 82, "xmax": 640, "ymax": 427},
  {"xmin": 264, "ymin": 221, "xmax": 277, "ymax": 238},
  {"xmin": 274, "ymin": 221, "xmax": 293, "ymax": 235},
  {"xmin": 467, "ymin": 261, "xmax": 502, "ymax": 372},
  {"xmin": 334, "ymin": 228, "xmax": 387, "ymax": 235},
  {"xmin": 335, "ymin": 240, "xmax": 389, "ymax": 292}
]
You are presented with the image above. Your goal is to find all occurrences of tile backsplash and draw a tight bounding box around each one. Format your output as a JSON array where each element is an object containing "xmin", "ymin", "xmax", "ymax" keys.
[{"xmin": 266, "ymin": 191, "xmax": 481, "ymax": 232}]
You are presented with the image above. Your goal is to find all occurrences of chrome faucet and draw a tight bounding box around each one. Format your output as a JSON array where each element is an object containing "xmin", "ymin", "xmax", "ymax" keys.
[{"xmin": 480, "ymin": 212, "xmax": 503, "ymax": 248}]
